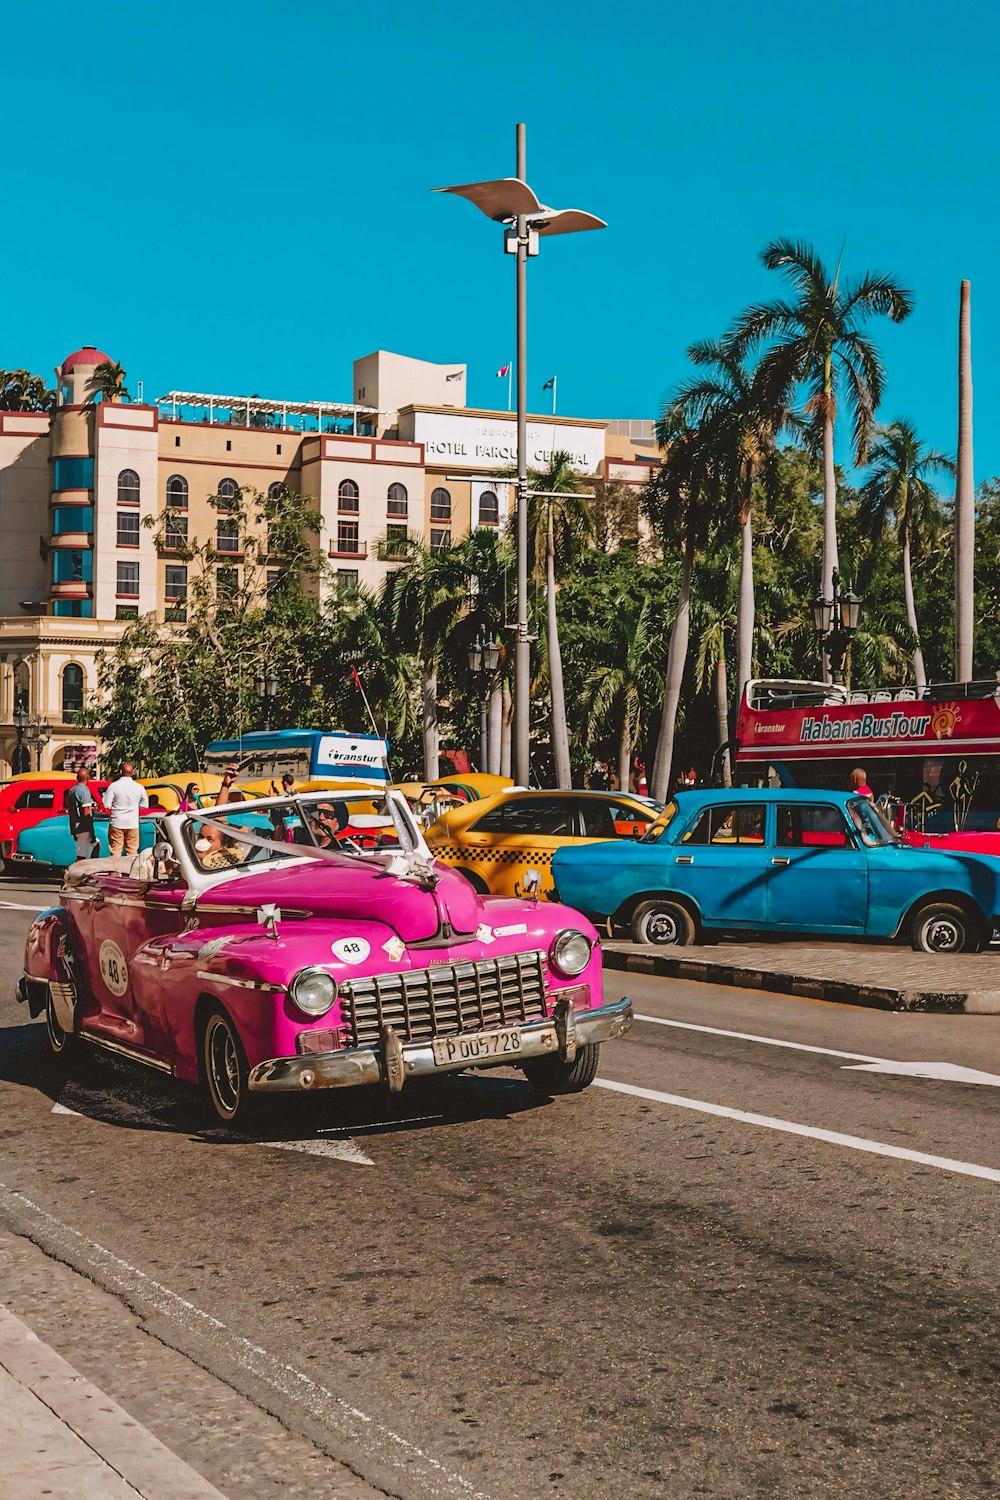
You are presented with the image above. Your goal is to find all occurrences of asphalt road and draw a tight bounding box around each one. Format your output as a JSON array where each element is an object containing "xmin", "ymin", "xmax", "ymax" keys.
[{"xmin": 2, "ymin": 879, "xmax": 1000, "ymax": 1498}]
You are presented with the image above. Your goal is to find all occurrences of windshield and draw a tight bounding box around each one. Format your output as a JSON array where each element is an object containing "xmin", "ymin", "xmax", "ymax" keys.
[
  {"xmin": 183, "ymin": 791, "xmax": 421, "ymax": 874},
  {"xmin": 846, "ymin": 796, "xmax": 899, "ymax": 847},
  {"xmin": 639, "ymin": 800, "xmax": 679, "ymax": 843}
]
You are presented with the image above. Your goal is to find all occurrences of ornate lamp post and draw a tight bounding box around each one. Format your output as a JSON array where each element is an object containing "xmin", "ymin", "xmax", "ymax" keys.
[
  {"xmin": 255, "ymin": 669, "xmax": 279, "ymax": 733},
  {"xmin": 11, "ymin": 704, "xmax": 29, "ymax": 775},
  {"xmin": 468, "ymin": 629, "xmax": 501, "ymax": 771},
  {"xmin": 812, "ymin": 569, "xmax": 863, "ymax": 687},
  {"xmin": 26, "ymin": 716, "xmax": 51, "ymax": 771}
]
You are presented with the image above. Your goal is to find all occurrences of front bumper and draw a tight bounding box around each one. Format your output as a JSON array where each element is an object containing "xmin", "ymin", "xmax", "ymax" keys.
[{"xmin": 249, "ymin": 994, "xmax": 633, "ymax": 1094}]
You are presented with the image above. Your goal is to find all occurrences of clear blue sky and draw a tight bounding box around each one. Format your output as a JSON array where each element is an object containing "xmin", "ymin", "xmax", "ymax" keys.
[{"xmin": 4, "ymin": 0, "xmax": 998, "ymax": 484}]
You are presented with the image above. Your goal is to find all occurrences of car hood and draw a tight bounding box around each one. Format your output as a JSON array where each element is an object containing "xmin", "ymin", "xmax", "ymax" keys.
[{"xmin": 193, "ymin": 855, "xmax": 482, "ymax": 943}]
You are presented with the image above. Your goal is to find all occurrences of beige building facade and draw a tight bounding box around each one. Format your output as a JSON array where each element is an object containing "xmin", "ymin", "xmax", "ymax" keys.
[{"xmin": 0, "ymin": 345, "xmax": 660, "ymax": 774}]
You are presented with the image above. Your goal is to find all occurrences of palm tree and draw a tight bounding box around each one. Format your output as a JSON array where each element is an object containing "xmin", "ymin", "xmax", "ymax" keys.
[
  {"xmin": 85, "ymin": 360, "xmax": 130, "ymax": 404},
  {"xmin": 729, "ymin": 240, "xmax": 912, "ymax": 670},
  {"xmin": 447, "ymin": 527, "xmax": 514, "ymax": 773},
  {"xmin": 954, "ymin": 279, "xmax": 975, "ymax": 680},
  {"xmin": 667, "ymin": 340, "xmax": 788, "ymax": 704},
  {"xmin": 579, "ymin": 597, "xmax": 663, "ymax": 794},
  {"xmin": 513, "ymin": 451, "xmax": 593, "ymax": 787},
  {"xmin": 645, "ymin": 423, "xmax": 716, "ymax": 801},
  {"xmin": 857, "ymin": 421, "xmax": 953, "ymax": 689},
  {"xmin": 377, "ymin": 537, "xmax": 464, "ymax": 779}
]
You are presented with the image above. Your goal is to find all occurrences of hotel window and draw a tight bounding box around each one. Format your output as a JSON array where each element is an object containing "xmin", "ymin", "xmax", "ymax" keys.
[
  {"xmin": 53, "ymin": 600, "xmax": 93, "ymax": 617},
  {"xmin": 387, "ymin": 482, "xmax": 408, "ymax": 517},
  {"xmin": 217, "ymin": 477, "xmax": 239, "ymax": 505},
  {"xmin": 337, "ymin": 569, "xmax": 359, "ymax": 591},
  {"xmin": 164, "ymin": 564, "xmax": 187, "ymax": 600},
  {"xmin": 117, "ymin": 510, "xmax": 140, "ymax": 546},
  {"xmin": 115, "ymin": 605, "xmax": 139, "ymax": 620},
  {"xmin": 266, "ymin": 568, "xmax": 285, "ymax": 593},
  {"xmin": 166, "ymin": 474, "xmax": 188, "ymax": 509},
  {"xmin": 430, "ymin": 486, "xmax": 452, "ymax": 521},
  {"xmin": 216, "ymin": 565, "xmax": 239, "ymax": 599},
  {"xmin": 267, "ymin": 481, "xmax": 284, "ymax": 499},
  {"xmin": 216, "ymin": 517, "xmax": 240, "ymax": 554},
  {"xmin": 53, "ymin": 457, "xmax": 94, "ymax": 491},
  {"xmin": 117, "ymin": 469, "xmax": 140, "ymax": 506},
  {"xmin": 478, "ymin": 490, "xmax": 499, "ymax": 526},
  {"xmin": 339, "ymin": 478, "xmax": 359, "ymax": 513},
  {"xmin": 384, "ymin": 524, "xmax": 408, "ymax": 555},
  {"xmin": 62, "ymin": 664, "xmax": 84, "ymax": 719},
  {"xmin": 54, "ymin": 549, "xmax": 93, "ymax": 582},
  {"xmin": 337, "ymin": 520, "xmax": 360, "ymax": 554},
  {"xmin": 52, "ymin": 505, "xmax": 94, "ymax": 534},
  {"xmin": 164, "ymin": 511, "xmax": 188, "ymax": 549},
  {"xmin": 116, "ymin": 560, "xmax": 139, "ymax": 596},
  {"xmin": 430, "ymin": 528, "xmax": 452, "ymax": 551}
]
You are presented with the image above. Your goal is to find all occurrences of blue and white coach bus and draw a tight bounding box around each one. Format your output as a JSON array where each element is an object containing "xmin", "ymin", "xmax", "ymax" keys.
[{"xmin": 204, "ymin": 729, "xmax": 391, "ymax": 785}]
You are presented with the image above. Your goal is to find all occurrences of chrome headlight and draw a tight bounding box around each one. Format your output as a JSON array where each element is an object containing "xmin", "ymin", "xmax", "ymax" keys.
[
  {"xmin": 289, "ymin": 967, "xmax": 337, "ymax": 1017},
  {"xmin": 549, "ymin": 929, "xmax": 592, "ymax": 978}
]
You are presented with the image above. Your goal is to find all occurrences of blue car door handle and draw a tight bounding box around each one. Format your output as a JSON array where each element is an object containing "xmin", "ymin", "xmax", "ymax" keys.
[
  {"xmin": 771, "ymin": 856, "xmax": 790, "ymax": 865},
  {"xmin": 675, "ymin": 855, "xmax": 694, "ymax": 864}
]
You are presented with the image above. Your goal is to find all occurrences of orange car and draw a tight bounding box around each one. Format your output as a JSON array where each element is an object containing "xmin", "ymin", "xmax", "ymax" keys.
[{"xmin": 425, "ymin": 788, "xmax": 659, "ymax": 898}]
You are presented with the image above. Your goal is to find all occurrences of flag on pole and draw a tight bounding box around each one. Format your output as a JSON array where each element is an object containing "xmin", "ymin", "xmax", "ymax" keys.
[
  {"xmin": 542, "ymin": 378, "xmax": 555, "ymax": 391},
  {"xmin": 350, "ymin": 664, "xmax": 363, "ymax": 691},
  {"xmin": 496, "ymin": 363, "xmax": 511, "ymax": 378}
]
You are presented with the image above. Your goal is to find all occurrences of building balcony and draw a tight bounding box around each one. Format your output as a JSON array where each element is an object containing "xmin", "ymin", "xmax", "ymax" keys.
[
  {"xmin": 328, "ymin": 540, "xmax": 368, "ymax": 559},
  {"xmin": 49, "ymin": 531, "xmax": 93, "ymax": 549},
  {"xmin": 49, "ymin": 581, "xmax": 92, "ymax": 600}
]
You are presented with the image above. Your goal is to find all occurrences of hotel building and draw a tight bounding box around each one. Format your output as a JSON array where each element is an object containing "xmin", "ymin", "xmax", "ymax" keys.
[{"xmin": 0, "ymin": 345, "xmax": 659, "ymax": 773}]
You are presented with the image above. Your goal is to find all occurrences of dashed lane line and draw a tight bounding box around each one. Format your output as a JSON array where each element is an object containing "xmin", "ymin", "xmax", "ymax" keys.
[{"xmin": 594, "ymin": 1077, "xmax": 1000, "ymax": 1184}]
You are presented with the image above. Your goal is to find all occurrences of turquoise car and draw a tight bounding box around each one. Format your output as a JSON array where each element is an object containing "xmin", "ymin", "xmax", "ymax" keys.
[
  {"xmin": 550, "ymin": 788, "xmax": 1000, "ymax": 955},
  {"xmin": 10, "ymin": 814, "xmax": 162, "ymax": 873}
]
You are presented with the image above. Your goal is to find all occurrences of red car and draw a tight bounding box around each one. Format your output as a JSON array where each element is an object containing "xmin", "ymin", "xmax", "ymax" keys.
[{"xmin": 0, "ymin": 775, "xmax": 108, "ymax": 869}]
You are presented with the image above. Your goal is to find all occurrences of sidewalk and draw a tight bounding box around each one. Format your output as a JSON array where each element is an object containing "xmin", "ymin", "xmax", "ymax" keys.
[
  {"xmin": 604, "ymin": 938, "xmax": 1000, "ymax": 1013},
  {"xmin": 0, "ymin": 1304, "xmax": 227, "ymax": 1500}
]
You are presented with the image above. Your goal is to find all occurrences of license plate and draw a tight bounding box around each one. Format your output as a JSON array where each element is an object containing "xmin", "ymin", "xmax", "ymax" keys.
[{"xmin": 431, "ymin": 1027, "xmax": 529, "ymax": 1066}]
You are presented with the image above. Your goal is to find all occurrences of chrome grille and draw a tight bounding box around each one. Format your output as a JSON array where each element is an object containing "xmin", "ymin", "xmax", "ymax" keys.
[{"xmin": 339, "ymin": 950, "xmax": 547, "ymax": 1047}]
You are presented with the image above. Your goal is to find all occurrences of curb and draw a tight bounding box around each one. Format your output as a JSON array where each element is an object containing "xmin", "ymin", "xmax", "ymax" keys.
[
  {"xmin": 0, "ymin": 1303, "xmax": 227, "ymax": 1500},
  {"xmin": 602, "ymin": 944, "xmax": 1000, "ymax": 1014}
]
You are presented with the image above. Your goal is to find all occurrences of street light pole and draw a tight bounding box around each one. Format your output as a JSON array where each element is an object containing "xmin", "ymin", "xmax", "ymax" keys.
[{"xmin": 514, "ymin": 122, "xmax": 530, "ymax": 788}]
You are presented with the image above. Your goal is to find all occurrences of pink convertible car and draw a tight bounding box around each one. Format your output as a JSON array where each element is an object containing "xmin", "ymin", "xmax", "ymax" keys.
[{"xmin": 17, "ymin": 790, "xmax": 632, "ymax": 1125}]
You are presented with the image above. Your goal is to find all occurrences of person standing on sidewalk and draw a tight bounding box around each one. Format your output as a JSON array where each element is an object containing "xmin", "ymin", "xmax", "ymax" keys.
[
  {"xmin": 104, "ymin": 762, "xmax": 148, "ymax": 858},
  {"xmin": 65, "ymin": 768, "xmax": 97, "ymax": 859}
]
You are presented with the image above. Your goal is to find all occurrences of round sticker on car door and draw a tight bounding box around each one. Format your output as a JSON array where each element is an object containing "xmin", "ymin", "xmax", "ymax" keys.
[{"xmin": 99, "ymin": 939, "xmax": 129, "ymax": 996}]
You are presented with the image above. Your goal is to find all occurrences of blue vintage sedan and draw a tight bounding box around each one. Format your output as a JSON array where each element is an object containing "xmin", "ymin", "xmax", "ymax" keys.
[
  {"xmin": 10, "ymin": 814, "xmax": 162, "ymax": 874},
  {"xmin": 550, "ymin": 788, "xmax": 1000, "ymax": 954}
]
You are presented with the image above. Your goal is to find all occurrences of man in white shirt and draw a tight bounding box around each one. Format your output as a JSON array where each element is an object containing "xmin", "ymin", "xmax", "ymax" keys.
[{"xmin": 104, "ymin": 761, "xmax": 148, "ymax": 858}]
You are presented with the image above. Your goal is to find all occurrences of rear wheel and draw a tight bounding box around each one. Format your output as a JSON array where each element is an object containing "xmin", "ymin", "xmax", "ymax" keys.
[
  {"xmin": 910, "ymin": 902, "xmax": 982, "ymax": 954},
  {"xmin": 201, "ymin": 1007, "xmax": 255, "ymax": 1127},
  {"xmin": 45, "ymin": 988, "xmax": 76, "ymax": 1061},
  {"xmin": 454, "ymin": 867, "xmax": 490, "ymax": 896},
  {"xmin": 522, "ymin": 1042, "xmax": 601, "ymax": 1095},
  {"xmin": 630, "ymin": 898, "xmax": 696, "ymax": 947}
]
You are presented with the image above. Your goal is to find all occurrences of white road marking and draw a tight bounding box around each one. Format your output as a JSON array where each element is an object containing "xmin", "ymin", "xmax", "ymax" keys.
[
  {"xmin": 50, "ymin": 1102, "xmax": 79, "ymax": 1116},
  {"xmin": 0, "ymin": 900, "xmax": 51, "ymax": 912},
  {"xmin": 844, "ymin": 1059, "xmax": 1000, "ymax": 1085},
  {"xmin": 635, "ymin": 1013, "xmax": 881, "ymax": 1062},
  {"xmin": 0, "ymin": 1185, "xmax": 493, "ymax": 1500},
  {"xmin": 259, "ymin": 1137, "xmax": 374, "ymax": 1165},
  {"xmin": 594, "ymin": 1078, "xmax": 1000, "ymax": 1184}
]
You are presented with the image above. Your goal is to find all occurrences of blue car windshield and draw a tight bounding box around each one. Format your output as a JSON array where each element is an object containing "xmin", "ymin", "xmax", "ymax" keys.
[
  {"xmin": 848, "ymin": 797, "xmax": 899, "ymax": 847},
  {"xmin": 639, "ymin": 800, "xmax": 678, "ymax": 843}
]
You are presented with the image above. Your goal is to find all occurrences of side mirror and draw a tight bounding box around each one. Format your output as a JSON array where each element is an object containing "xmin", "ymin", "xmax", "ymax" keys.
[{"xmin": 151, "ymin": 840, "xmax": 174, "ymax": 879}]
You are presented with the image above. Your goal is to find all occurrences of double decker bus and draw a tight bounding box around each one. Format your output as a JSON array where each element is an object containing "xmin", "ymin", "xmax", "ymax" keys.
[{"xmin": 734, "ymin": 677, "xmax": 1000, "ymax": 833}]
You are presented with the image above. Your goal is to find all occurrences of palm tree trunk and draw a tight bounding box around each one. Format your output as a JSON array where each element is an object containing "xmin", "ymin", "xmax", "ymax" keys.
[
  {"xmin": 500, "ymin": 683, "xmax": 512, "ymax": 778},
  {"xmin": 901, "ymin": 537, "xmax": 926, "ymax": 691},
  {"xmin": 651, "ymin": 534, "xmax": 694, "ymax": 801},
  {"xmin": 955, "ymin": 278, "xmax": 975, "ymax": 681},
  {"xmin": 487, "ymin": 676, "xmax": 503, "ymax": 775},
  {"xmin": 715, "ymin": 656, "xmax": 732, "ymax": 786},
  {"xmin": 547, "ymin": 512, "xmax": 572, "ymax": 787},
  {"xmin": 736, "ymin": 504, "xmax": 755, "ymax": 708},
  {"xmin": 821, "ymin": 394, "xmax": 839, "ymax": 682},
  {"xmin": 422, "ymin": 668, "xmax": 439, "ymax": 780},
  {"xmin": 617, "ymin": 712, "xmax": 632, "ymax": 795}
]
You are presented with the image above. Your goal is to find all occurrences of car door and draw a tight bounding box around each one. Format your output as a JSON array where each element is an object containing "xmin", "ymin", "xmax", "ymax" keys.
[
  {"xmin": 766, "ymin": 802, "xmax": 868, "ymax": 931},
  {"xmin": 461, "ymin": 795, "xmax": 579, "ymax": 897},
  {"xmin": 81, "ymin": 870, "xmax": 188, "ymax": 1054},
  {"xmin": 668, "ymin": 801, "xmax": 769, "ymax": 928},
  {"xmin": 576, "ymin": 798, "xmax": 654, "ymax": 841}
]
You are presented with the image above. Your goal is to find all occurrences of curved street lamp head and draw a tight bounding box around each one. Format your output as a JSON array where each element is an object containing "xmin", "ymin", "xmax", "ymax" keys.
[{"xmin": 432, "ymin": 179, "xmax": 606, "ymax": 236}]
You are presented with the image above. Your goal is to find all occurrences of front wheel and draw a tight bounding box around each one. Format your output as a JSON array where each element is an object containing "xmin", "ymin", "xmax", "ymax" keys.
[
  {"xmin": 630, "ymin": 898, "xmax": 696, "ymax": 947},
  {"xmin": 201, "ymin": 1007, "xmax": 256, "ymax": 1127},
  {"xmin": 454, "ymin": 866, "xmax": 490, "ymax": 896},
  {"xmin": 522, "ymin": 1043, "xmax": 601, "ymax": 1095},
  {"xmin": 910, "ymin": 902, "xmax": 982, "ymax": 954}
]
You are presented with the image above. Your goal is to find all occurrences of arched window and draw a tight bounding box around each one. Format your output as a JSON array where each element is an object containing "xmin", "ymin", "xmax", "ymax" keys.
[
  {"xmin": 62, "ymin": 664, "xmax": 84, "ymax": 719},
  {"xmin": 166, "ymin": 474, "xmax": 188, "ymax": 508},
  {"xmin": 267, "ymin": 481, "xmax": 283, "ymax": 499},
  {"xmin": 117, "ymin": 469, "xmax": 140, "ymax": 505},
  {"xmin": 430, "ymin": 486, "xmax": 452, "ymax": 522},
  {"xmin": 217, "ymin": 477, "xmax": 239, "ymax": 504},
  {"xmin": 13, "ymin": 661, "xmax": 30, "ymax": 714},
  {"xmin": 387, "ymin": 482, "xmax": 408, "ymax": 517},
  {"xmin": 478, "ymin": 490, "xmax": 499, "ymax": 526},
  {"xmin": 339, "ymin": 478, "xmax": 359, "ymax": 513}
]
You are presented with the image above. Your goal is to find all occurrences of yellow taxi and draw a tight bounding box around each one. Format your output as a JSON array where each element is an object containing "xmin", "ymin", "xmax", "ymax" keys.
[
  {"xmin": 139, "ymin": 773, "xmax": 227, "ymax": 811},
  {"xmin": 425, "ymin": 788, "xmax": 658, "ymax": 899}
]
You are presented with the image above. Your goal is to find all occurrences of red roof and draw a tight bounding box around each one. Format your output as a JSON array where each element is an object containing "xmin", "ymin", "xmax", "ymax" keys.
[{"xmin": 61, "ymin": 346, "xmax": 112, "ymax": 372}]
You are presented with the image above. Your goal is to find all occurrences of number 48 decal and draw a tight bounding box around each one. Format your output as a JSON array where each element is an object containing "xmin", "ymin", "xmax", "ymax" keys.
[{"xmin": 99, "ymin": 939, "xmax": 130, "ymax": 997}]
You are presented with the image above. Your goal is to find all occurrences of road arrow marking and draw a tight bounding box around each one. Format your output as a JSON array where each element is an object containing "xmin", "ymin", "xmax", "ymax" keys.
[
  {"xmin": 259, "ymin": 1137, "xmax": 374, "ymax": 1165},
  {"xmin": 842, "ymin": 1060, "xmax": 1000, "ymax": 1085},
  {"xmin": 50, "ymin": 1101, "xmax": 79, "ymax": 1116}
]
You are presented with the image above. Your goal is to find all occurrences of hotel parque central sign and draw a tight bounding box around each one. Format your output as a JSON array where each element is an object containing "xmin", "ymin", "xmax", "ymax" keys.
[{"xmin": 403, "ymin": 409, "xmax": 605, "ymax": 474}]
